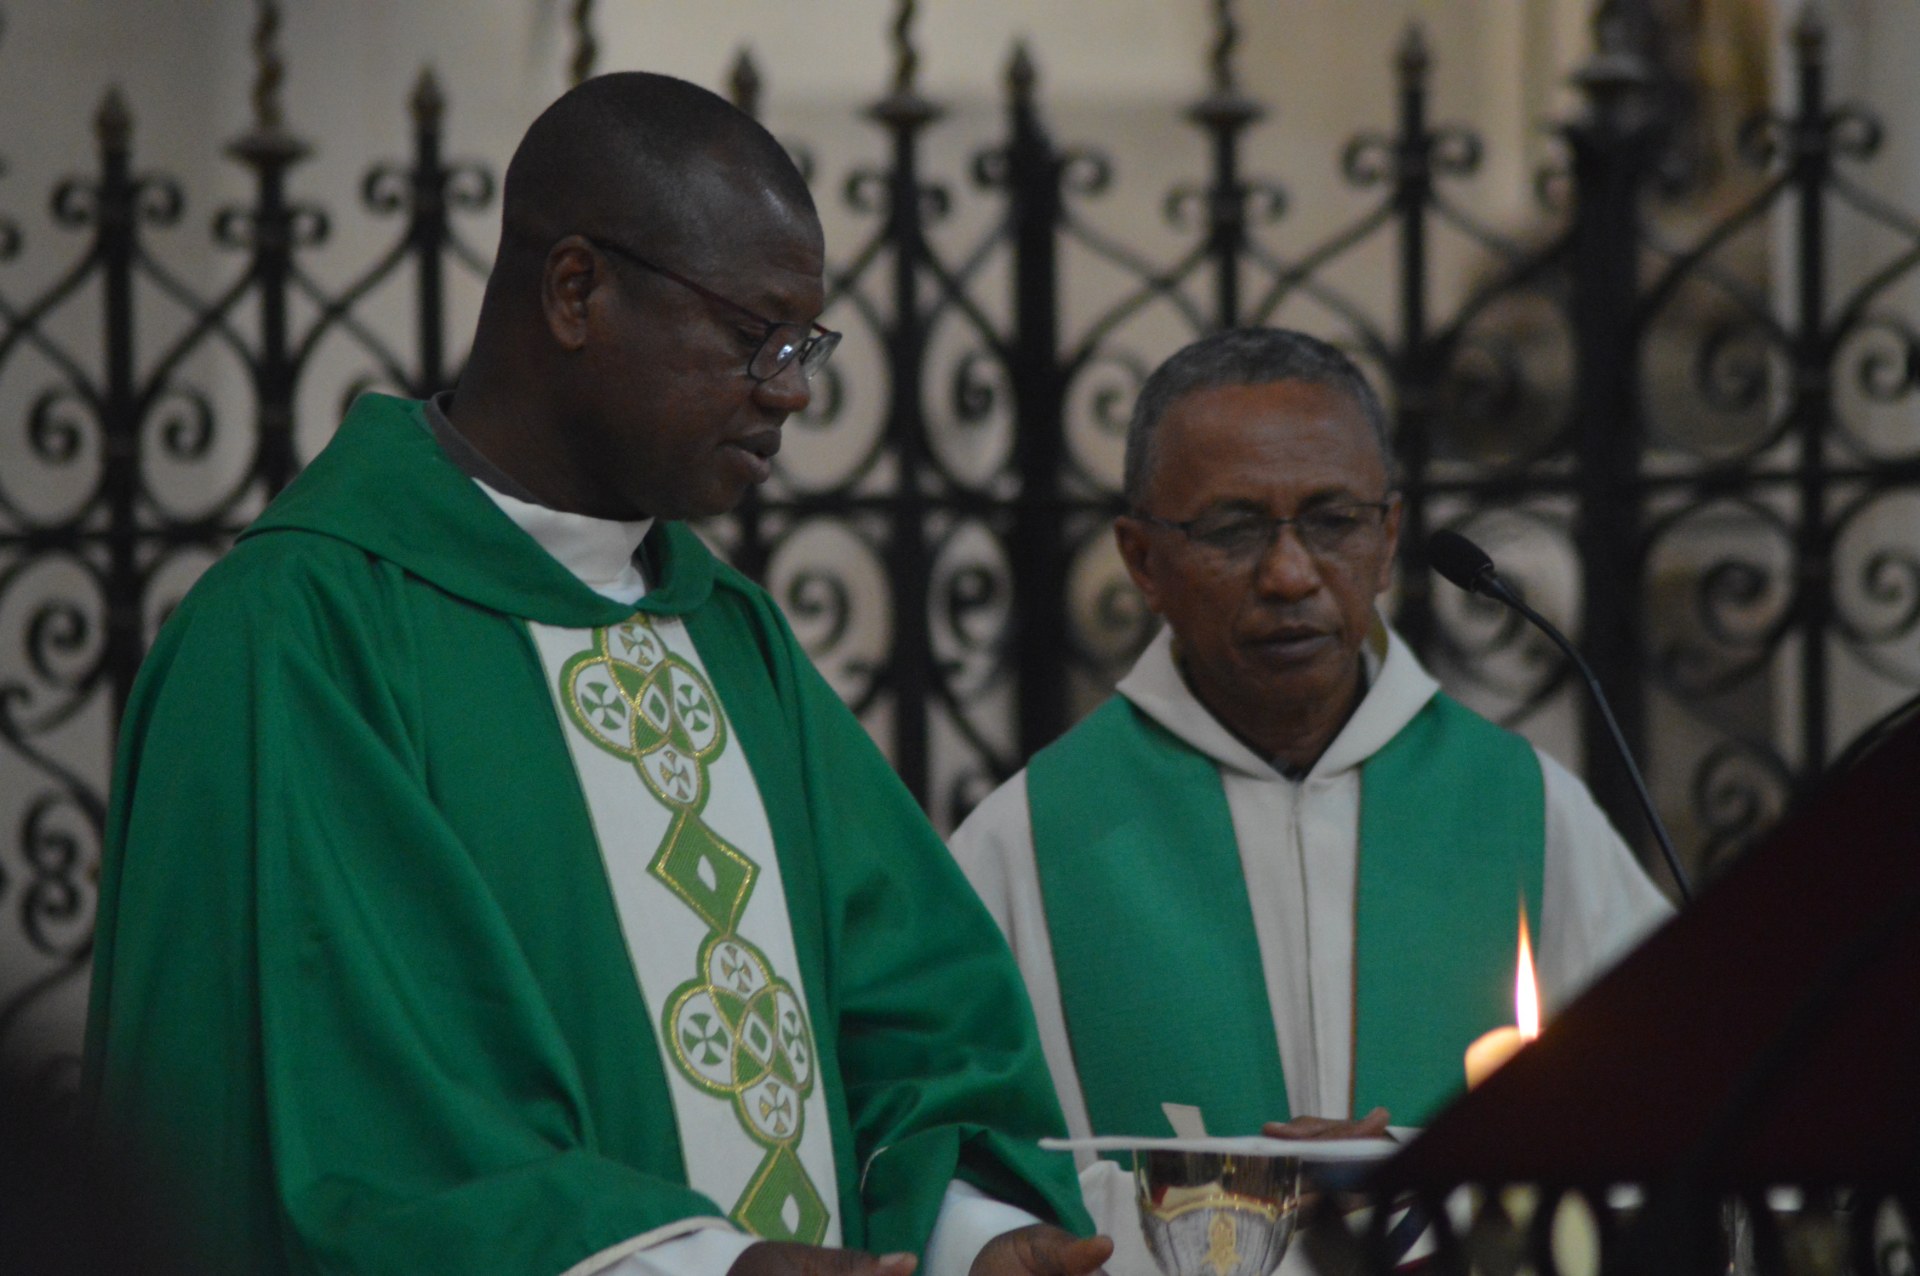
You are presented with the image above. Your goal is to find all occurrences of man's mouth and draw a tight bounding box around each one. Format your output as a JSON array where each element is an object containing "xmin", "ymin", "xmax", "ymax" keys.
[
  {"xmin": 736, "ymin": 430, "xmax": 782, "ymax": 459},
  {"xmin": 1247, "ymin": 626, "xmax": 1331, "ymax": 660},
  {"xmin": 724, "ymin": 430, "xmax": 781, "ymax": 482}
]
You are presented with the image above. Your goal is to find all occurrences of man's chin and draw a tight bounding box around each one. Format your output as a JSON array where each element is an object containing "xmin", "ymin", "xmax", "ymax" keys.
[
  {"xmin": 663, "ymin": 477, "xmax": 763, "ymax": 523},
  {"xmin": 1238, "ymin": 643, "xmax": 1363, "ymax": 709},
  {"xmin": 1243, "ymin": 631, "xmax": 1342, "ymax": 672}
]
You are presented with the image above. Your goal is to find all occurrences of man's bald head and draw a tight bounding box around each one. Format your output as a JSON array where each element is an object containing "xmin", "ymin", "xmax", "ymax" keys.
[
  {"xmin": 452, "ymin": 71, "xmax": 828, "ymax": 523},
  {"xmin": 496, "ymin": 71, "xmax": 817, "ymax": 274}
]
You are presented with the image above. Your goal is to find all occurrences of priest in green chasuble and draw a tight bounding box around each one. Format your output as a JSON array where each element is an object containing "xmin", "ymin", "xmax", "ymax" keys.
[
  {"xmin": 83, "ymin": 73, "xmax": 1108, "ymax": 1276},
  {"xmin": 948, "ymin": 328, "xmax": 1671, "ymax": 1276}
]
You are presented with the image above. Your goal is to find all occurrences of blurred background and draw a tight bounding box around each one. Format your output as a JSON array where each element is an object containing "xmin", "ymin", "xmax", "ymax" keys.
[{"xmin": 2, "ymin": 0, "xmax": 1918, "ymax": 1089}]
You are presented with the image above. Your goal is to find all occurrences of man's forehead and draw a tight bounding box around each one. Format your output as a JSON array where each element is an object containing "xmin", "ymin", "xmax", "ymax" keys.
[
  {"xmin": 672, "ymin": 164, "xmax": 819, "ymax": 243},
  {"xmin": 659, "ymin": 195, "xmax": 823, "ymax": 299},
  {"xmin": 1161, "ymin": 379, "xmax": 1386, "ymax": 471}
]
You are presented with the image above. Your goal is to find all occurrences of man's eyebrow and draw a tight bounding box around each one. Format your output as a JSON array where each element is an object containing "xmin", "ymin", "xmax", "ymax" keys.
[
  {"xmin": 1295, "ymin": 487, "xmax": 1378, "ymax": 509},
  {"xmin": 1187, "ymin": 498, "xmax": 1269, "ymax": 520},
  {"xmin": 1192, "ymin": 489, "xmax": 1375, "ymax": 519}
]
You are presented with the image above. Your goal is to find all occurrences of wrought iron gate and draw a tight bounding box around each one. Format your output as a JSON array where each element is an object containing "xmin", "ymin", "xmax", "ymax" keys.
[{"xmin": 4, "ymin": 1, "xmax": 1920, "ymax": 1079}]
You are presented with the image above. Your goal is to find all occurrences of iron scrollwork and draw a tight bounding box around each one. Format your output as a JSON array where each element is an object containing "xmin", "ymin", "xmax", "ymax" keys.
[
  {"xmin": 7, "ymin": 2, "xmax": 1920, "ymax": 1086},
  {"xmin": 0, "ymin": 26, "xmax": 496, "ymax": 1069}
]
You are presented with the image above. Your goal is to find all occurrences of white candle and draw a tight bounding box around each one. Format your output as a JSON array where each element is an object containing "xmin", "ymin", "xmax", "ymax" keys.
[{"xmin": 1464, "ymin": 1025, "xmax": 1526, "ymax": 1088}]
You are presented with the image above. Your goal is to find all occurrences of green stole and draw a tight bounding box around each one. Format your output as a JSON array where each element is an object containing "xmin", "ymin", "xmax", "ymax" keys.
[{"xmin": 1025, "ymin": 689, "xmax": 1544, "ymax": 1140}]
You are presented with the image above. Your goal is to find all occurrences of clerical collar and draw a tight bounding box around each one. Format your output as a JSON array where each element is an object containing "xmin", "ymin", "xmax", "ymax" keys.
[
  {"xmin": 421, "ymin": 391, "xmax": 543, "ymax": 504},
  {"xmin": 421, "ymin": 392, "xmax": 653, "ymax": 605}
]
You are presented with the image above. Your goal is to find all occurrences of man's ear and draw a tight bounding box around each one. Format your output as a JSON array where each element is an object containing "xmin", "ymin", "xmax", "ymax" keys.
[
  {"xmin": 1113, "ymin": 515, "xmax": 1166, "ymax": 616},
  {"xmin": 541, "ymin": 235, "xmax": 602, "ymax": 352}
]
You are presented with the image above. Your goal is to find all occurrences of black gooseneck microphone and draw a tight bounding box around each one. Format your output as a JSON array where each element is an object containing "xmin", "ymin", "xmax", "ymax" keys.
[{"xmin": 1427, "ymin": 528, "xmax": 1693, "ymax": 904}]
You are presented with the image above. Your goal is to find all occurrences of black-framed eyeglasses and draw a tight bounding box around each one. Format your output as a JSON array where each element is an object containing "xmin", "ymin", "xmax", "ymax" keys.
[
  {"xmin": 1136, "ymin": 498, "xmax": 1397, "ymax": 563},
  {"xmin": 585, "ymin": 236, "xmax": 842, "ymax": 384}
]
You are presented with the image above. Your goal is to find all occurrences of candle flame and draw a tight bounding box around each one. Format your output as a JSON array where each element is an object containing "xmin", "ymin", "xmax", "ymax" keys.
[{"xmin": 1515, "ymin": 905, "xmax": 1540, "ymax": 1040}]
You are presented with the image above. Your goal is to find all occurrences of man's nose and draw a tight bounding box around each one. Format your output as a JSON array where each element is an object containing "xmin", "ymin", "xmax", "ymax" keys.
[
  {"xmin": 752, "ymin": 357, "xmax": 813, "ymax": 415},
  {"xmin": 1251, "ymin": 525, "xmax": 1323, "ymax": 598}
]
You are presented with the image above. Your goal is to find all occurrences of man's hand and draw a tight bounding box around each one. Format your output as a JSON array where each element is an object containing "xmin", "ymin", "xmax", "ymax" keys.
[
  {"xmin": 1261, "ymin": 1107, "xmax": 1391, "ymax": 1141},
  {"xmin": 729, "ymin": 1240, "xmax": 919, "ymax": 1276},
  {"xmin": 969, "ymin": 1224, "xmax": 1113, "ymax": 1276}
]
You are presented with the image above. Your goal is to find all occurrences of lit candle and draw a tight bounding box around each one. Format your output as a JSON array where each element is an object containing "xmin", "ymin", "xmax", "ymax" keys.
[{"xmin": 1464, "ymin": 908, "xmax": 1540, "ymax": 1088}]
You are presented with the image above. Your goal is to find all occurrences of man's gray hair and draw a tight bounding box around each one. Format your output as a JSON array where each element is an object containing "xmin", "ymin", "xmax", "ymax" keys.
[{"xmin": 1121, "ymin": 328, "xmax": 1392, "ymax": 508}]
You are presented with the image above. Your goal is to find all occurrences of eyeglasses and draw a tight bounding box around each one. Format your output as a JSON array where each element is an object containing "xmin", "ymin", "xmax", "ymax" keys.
[
  {"xmin": 585, "ymin": 236, "xmax": 842, "ymax": 384},
  {"xmin": 1137, "ymin": 498, "xmax": 1396, "ymax": 564}
]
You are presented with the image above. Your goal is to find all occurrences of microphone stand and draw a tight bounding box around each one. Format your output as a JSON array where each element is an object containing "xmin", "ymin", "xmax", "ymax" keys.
[{"xmin": 1474, "ymin": 573, "xmax": 1694, "ymax": 905}]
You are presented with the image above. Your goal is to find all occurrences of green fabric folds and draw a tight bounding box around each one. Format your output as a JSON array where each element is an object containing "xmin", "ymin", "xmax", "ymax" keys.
[
  {"xmin": 1026, "ymin": 688, "xmax": 1544, "ymax": 1137},
  {"xmin": 84, "ymin": 394, "xmax": 1090, "ymax": 1276},
  {"xmin": 1027, "ymin": 698, "xmax": 1290, "ymax": 1147},
  {"xmin": 1351, "ymin": 693, "xmax": 1544, "ymax": 1120}
]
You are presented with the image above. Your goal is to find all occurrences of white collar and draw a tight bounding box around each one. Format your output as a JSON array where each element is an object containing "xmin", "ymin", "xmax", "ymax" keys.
[
  {"xmin": 472, "ymin": 480, "xmax": 654, "ymax": 605},
  {"xmin": 1114, "ymin": 615, "xmax": 1441, "ymax": 780}
]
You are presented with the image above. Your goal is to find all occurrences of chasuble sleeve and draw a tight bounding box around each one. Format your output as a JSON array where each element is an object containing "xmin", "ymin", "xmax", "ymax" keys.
[
  {"xmin": 84, "ymin": 540, "xmax": 738, "ymax": 1276},
  {"xmin": 726, "ymin": 588, "xmax": 1095, "ymax": 1253}
]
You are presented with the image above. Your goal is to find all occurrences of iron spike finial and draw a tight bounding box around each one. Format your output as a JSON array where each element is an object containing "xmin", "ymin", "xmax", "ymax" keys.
[
  {"xmin": 96, "ymin": 87, "xmax": 132, "ymax": 152},
  {"xmin": 1793, "ymin": 2, "xmax": 1828, "ymax": 56},
  {"xmin": 410, "ymin": 67, "xmax": 445, "ymax": 130},
  {"xmin": 729, "ymin": 49, "xmax": 763, "ymax": 119},
  {"xmin": 1007, "ymin": 42, "xmax": 1038, "ymax": 102},
  {"xmin": 1572, "ymin": 0, "xmax": 1654, "ymax": 109},
  {"xmin": 1397, "ymin": 22, "xmax": 1431, "ymax": 81},
  {"xmin": 1187, "ymin": 0, "xmax": 1261, "ymax": 134},
  {"xmin": 227, "ymin": 0, "xmax": 310, "ymax": 167},
  {"xmin": 1209, "ymin": 0, "xmax": 1240, "ymax": 94},
  {"xmin": 249, "ymin": 0, "xmax": 287, "ymax": 133},
  {"xmin": 866, "ymin": 0, "xmax": 939, "ymax": 130},
  {"xmin": 570, "ymin": 0, "xmax": 598, "ymax": 87},
  {"xmin": 889, "ymin": 0, "xmax": 921, "ymax": 96}
]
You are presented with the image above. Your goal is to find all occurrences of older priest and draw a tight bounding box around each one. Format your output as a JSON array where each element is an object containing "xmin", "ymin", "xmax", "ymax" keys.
[
  {"xmin": 84, "ymin": 74, "xmax": 1105, "ymax": 1276},
  {"xmin": 949, "ymin": 328, "xmax": 1669, "ymax": 1273}
]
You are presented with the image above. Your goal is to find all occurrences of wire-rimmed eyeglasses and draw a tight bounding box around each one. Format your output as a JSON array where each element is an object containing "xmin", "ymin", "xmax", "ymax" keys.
[
  {"xmin": 585, "ymin": 236, "xmax": 842, "ymax": 384},
  {"xmin": 1135, "ymin": 498, "xmax": 1397, "ymax": 563}
]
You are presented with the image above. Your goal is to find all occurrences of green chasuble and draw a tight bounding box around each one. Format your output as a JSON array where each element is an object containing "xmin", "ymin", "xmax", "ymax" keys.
[
  {"xmin": 83, "ymin": 394, "xmax": 1089, "ymax": 1276},
  {"xmin": 1026, "ymin": 691, "xmax": 1544, "ymax": 1141}
]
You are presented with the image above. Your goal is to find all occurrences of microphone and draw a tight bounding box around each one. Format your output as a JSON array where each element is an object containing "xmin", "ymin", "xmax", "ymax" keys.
[{"xmin": 1428, "ymin": 529, "xmax": 1694, "ymax": 904}]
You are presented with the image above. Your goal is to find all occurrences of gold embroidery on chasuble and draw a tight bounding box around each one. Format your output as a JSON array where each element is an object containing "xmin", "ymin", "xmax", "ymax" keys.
[{"xmin": 558, "ymin": 615, "xmax": 830, "ymax": 1243}]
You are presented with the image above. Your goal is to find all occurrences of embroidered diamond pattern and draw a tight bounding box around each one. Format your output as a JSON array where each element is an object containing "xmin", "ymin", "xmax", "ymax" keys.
[
  {"xmin": 735, "ymin": 1146, "xmax": 829, "ymax": 1243},
  {"xmin": 740, "ymin": 1007, "xmax": 774, "ymax": 1065},
  {"xmin": 557, "ymin": 615, "xmax": 826, "ymax": 1242},
  {"xmin": 650, "ymin": 813, "xmax": 755, "ymax": 935}
]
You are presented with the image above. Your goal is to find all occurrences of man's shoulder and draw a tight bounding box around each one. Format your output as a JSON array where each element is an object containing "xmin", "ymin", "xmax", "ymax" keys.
[
  {"xmin": 955, "ymin": 697, "xmax": 1174, "ymax": 863},
  {"xmin": 1029, "ymin": 693, "xmax": 1217, "ymax": 794},
  {"xmin": 948, "ymin": 765, "xmax": 1031, "ymax": 863},
  {"xmin": 159, "ymin": 526, "xmax": 416, "ymax": 658},
  {"xmin": 190, "ymin": 526, "xmax": 379, "ymax": 607},
  {"xmin": 1031, "ymin": 694, "xmax": 1147, "ymax": 762},
  {"xmin": 1418, "ymin": 689, "xmax": 1535, "ymax": 750}
]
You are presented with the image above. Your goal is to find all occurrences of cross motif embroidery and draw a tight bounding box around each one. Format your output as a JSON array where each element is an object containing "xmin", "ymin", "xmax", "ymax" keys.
[{"xmin": 557, "ymin": 615, "xmax": 828, "ymax": 1243}]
